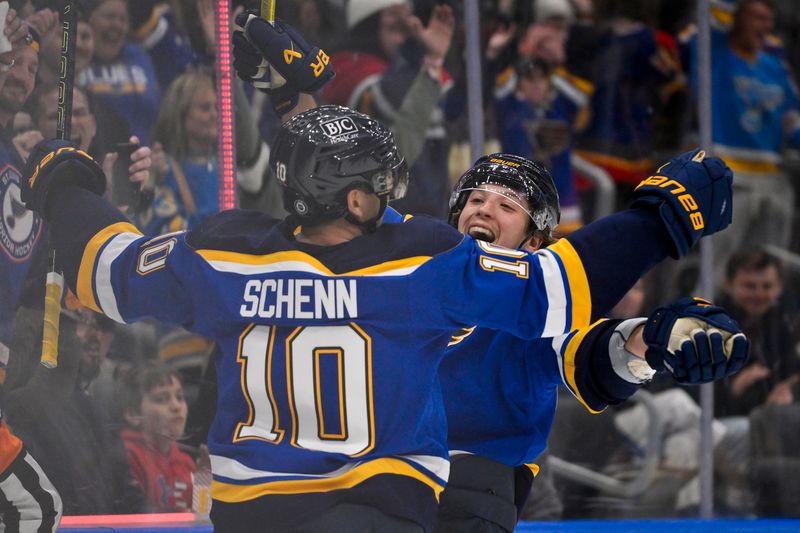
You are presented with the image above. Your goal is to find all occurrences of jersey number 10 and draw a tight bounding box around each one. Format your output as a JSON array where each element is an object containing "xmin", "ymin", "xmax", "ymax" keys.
[{"xmin": 235, "ymin": 324, "xmax": 376, "ymax": 457}]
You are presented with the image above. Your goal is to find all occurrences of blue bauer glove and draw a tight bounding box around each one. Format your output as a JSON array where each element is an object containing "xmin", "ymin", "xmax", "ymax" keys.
[
  {"xmin": 21, "ymin": 139, "xmax": 106, "ymax": 218},
  {"xmin": 643, "ymin": 297, "xmax": 749, "ymax": 384},
  {"xmin": 233, "ymin": 13, "xmax": 334, "ymax": 113},
  {"xmin": 631, "ymin": 149, "xmax": 733, "ymax": 259}
]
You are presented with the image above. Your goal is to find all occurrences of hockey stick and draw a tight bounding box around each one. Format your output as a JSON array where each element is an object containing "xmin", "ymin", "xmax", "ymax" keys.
[
  {"xmin": 41, "ymin": 0, "xmax": 77, "ymax": 369},
  {"xmin": 259, "ymin": 0, "xmax": 286, "ymax": 88},
  {"xmin": 260, "ymin": 0, "xmax": 275, "ymax": 22}
]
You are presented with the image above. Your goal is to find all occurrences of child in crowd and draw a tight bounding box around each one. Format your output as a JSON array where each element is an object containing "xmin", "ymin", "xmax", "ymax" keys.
[
  {"xmin": 120, "ymin": 363, "xmax": 196, "ymax": 512},
  {"xmin": 494, "ymin": 57, "xmax": 583, "ymax": 230}
]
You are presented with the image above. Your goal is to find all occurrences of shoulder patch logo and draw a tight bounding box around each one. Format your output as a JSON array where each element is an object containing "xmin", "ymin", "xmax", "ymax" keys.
[
  {"xmin": 0, "ymin": 165, "xmax": 41, "ymax": 262},
  {"xmin": 320, "ymin": 117, "xmax": 358, "ymax": 141}
]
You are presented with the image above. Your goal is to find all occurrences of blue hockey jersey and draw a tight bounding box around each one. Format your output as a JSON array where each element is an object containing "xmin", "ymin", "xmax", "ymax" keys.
[
  {"xmin": 442, "ymin": 319, "xmax": 639, "ymax": 467},
  {"xmin": 46, "ymin": 185, "xmax": 670, "ymax": 528}
]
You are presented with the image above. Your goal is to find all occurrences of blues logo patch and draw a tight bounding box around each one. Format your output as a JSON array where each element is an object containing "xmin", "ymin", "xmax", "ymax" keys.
[{"xmin": 0, "ymin": 165, "xmax": 41, "ymax": 261}]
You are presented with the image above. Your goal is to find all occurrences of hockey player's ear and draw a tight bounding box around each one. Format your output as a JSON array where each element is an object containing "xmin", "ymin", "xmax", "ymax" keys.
[
  {"xmin": 346, "ymin": 188, "xmax": 381, "ymax": 223},
  {"xmin": 521, "ymin": 234, "xmax": 544, "ymax": 252}
]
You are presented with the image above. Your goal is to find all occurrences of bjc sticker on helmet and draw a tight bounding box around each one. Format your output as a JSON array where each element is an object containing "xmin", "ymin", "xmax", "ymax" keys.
[{"xmin": 320, "ymin": 117, "xmax": 359, "ymax": 141}]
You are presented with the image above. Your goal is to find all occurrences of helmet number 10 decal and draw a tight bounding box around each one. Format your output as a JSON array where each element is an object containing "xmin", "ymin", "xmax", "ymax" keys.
[
  {"xmin": 276, "ymin": 162, "xmax": 287, "ymax": 183},
  {"xmin": 235, "ymin": 324, "xmax": 376, "ymax": 457}
]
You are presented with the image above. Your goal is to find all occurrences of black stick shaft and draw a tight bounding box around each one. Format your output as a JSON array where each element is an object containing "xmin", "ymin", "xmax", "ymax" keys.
[
  {"xmin": 42, "ymin": 0, "xmax": 77, "ymax": 369},
  {"xmin": 56, "ymin": 0, "xmax": 76, "ymax": 140}
]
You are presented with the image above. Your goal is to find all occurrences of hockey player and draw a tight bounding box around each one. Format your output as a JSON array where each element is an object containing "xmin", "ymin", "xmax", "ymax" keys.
[
  {"xmin": 434, "ymin": 154, "xmax": 748, "ymax": 532},
  {"xmin": 18, "ymin": 17, "xmax": 735, "ymax": 533},
  {"xmin": 20, "ymin": 121, "xmax": 736, "ymax": 532}
]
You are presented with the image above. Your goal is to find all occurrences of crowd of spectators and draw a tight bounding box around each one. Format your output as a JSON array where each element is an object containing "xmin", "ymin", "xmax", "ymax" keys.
[{"xmin": 0, "ymin": 0, "xmax": 798, "ymax": 522}]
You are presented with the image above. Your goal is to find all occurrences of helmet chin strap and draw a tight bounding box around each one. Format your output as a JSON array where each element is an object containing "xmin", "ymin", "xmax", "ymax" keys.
[{"xmin": 344, "ymin": 195, "xmax": 388, "ymax": 234}]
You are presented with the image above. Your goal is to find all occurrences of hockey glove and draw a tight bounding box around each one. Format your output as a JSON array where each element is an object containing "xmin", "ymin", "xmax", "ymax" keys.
[
  {"xmin": 21, "ymin": 139, "xmax": 106, "ymax": 218},
  {"xmin": 631, "ymin": 149, "xmax": 733, "ymax": 259},
  {"xmin": 643, "ymin": 297, "xmax": 749, "ymax": 384},
  {"xmin": 233, "ymin": 13, "xmax": 334, "ymax": 113}
]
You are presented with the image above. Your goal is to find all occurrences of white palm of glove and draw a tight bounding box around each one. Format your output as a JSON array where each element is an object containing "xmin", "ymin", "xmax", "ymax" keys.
[{"xmin": 667, "ymin": 317, "xmax": 746, "ymax": 359}]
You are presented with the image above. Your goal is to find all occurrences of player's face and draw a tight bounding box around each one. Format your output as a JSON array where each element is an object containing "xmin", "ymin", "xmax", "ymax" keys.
[
  {"xmin": 90, "ymin": 0, "xmax": 129, "ymax": 62},
  {"xmin": 185, "ymin": 83, "xmax": 217, "ymax": 152},
  {"xmin": 0, "ymin": 46, "xmax": 37, "ymax": 116},
  {"xmin": 726, "ymin": 265, "xmax": 783, "ymax": 317},
  {"xmin": 457, "ymin": 185, "xmax": 531, "ymax": 248},
  {"xmin": 140, "ymin": 376, "xmax": 188, "ymax": 444}
]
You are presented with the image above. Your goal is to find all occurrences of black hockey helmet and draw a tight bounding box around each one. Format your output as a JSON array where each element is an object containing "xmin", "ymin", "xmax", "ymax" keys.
[
  {"xmin": 269, "ymin": 105, "xmax": 408, "ymax": 224},
  {"xmin": 448, "ymin": 153, "xmax": 560, "ymax": 241}
]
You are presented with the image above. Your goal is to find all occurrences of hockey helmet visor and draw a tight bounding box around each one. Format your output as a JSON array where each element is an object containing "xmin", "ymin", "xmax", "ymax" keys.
[{"xmin": 448, "ymin": 155, "xmax": 560, "ymax": 233}]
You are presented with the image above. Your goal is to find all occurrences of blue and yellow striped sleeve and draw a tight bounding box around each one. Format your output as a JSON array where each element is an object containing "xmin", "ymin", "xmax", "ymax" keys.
[
  {"xmin": 426, "ymin": 207, "xmax": 672, "ymax": 341},
  {"xmin": 551, "ymin": 319, "xmax": 641, "ymax": 413},
  {"xmin": 48, "ymin": 187, "xmax": 197, "ymax": 326},
  {"xmin": 557, "ymin": 207, "xmax": 672, "ymax": 321}
]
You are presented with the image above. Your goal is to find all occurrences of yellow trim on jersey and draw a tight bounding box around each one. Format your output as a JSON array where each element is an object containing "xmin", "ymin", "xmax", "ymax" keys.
[
  {"xmin": 197, "ymin": 249, "xmax": 431, "ymax": 277},
  {"xmin": 573, "ymin": 150, "xmax": 653, "ymax": 174},
  {"xmin": 554, "ymin": 66, "xmax": 594, "ymax": 95},
  {"xmin": 721, "ymin": 157, "xmax": 779, "ymax": 174},
  {"xmin": 710, "ymin": 6, "xmax": 733, "ymax": 28},
  {"xmin": 168, "ymin": 216, "xmax": 185, "ymax": 233},
  {"xmin": 546, "ymin": 239, "xmax": 591, "ymax": 329},
  {"xmin": 77, "ymin": 222, "xmax": 142, "ymax": 313},
  {"xmin": 562, "ymin": 319, "xmax": 608, "ymax": 414},
  {"xmin": 495, "ymin": 65, "xmax": 514, "ymax": 88},
  {"xmin": 211, "ymin": 457, "xmax": 445, "ymax": 502},
  {"xmin": 159, "ymin": 336, "xmax": 213, "ymax": 362},
  {"xmin": 573, "ymin": 104, "xmax": 591, "ymax": 132},
  {"xmin": 525, "ymin": 463, "xmax": 540, "ymax": 478},
  {"xmin": 131, "ymin": 8, "xmax": 161, "ymax": 40}
]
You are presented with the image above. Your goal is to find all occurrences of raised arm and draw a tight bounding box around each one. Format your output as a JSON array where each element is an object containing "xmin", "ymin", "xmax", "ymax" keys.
[
  {"xmin": 20, "ymin": 141, "xmax": 199, "ymax": 328},
  {"xmin": 427, "ymin": 149, "xmax": 734, "ymax": 338}
]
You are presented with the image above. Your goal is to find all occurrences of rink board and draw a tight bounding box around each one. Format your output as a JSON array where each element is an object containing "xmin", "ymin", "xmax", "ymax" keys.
[{"xmin": 58, "ymin": 515, "xmax": 800, "ymax": 531}]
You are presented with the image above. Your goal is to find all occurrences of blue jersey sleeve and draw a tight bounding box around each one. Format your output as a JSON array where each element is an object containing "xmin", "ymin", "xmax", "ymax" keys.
[
  {"xmin": 49, "ymin": 188, "xmax": 199, "ymax": 328},
  {"xmin": 417, "ymin": 234, "xmax": 589, "ymax": 338},
  {"xmin": 418, "ymin": 207, "xmax": 671, "ymax": 338}
]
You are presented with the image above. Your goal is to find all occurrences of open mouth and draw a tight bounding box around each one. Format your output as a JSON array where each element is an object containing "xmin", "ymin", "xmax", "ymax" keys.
[{"xmin": 468, "ymin": 225, "xmax": 496, "ymax": 242}]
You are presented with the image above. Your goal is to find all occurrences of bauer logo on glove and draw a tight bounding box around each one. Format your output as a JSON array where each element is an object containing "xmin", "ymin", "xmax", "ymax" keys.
[
  {"xmin": 232, "ymin": 12, "xmax": 335, "ymax": 113},
  {"xmin": 21, "ymin": 139, "xmax": 106, "ymax": 216},
  {"xmin": 631, "ymin": 149, "xmax": 733, "ymax": 259},
  {"xmin": 28, "ymin": 146, "xmax": 93, "ymax": 189}
]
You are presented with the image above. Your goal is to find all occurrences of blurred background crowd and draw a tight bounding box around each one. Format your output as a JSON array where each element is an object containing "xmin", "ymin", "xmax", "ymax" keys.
[{"xmin": 0, "ymin": 0, "xmax": 799, "ymax": 523}]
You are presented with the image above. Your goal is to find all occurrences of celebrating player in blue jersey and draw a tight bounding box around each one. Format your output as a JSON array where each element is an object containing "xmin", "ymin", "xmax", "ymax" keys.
[
  {"xmin": 434, "ymin": 154, "xmax": 749, "ymax": 532},
  {"xmin": 17, "ymin": 16, "xmax": 738, "ymax": 533}
]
